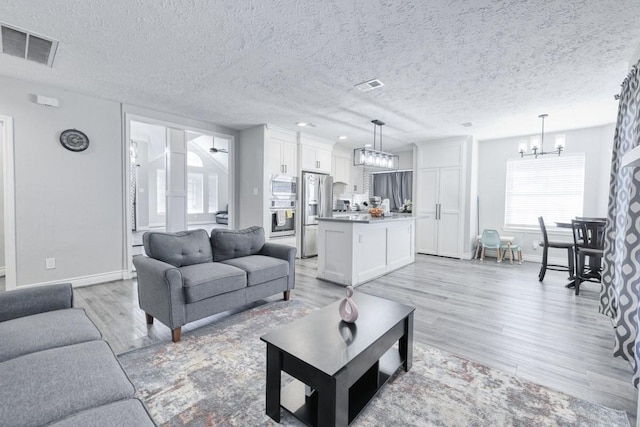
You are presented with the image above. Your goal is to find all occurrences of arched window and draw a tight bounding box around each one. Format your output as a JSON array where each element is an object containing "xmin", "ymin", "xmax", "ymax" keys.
[{"xmin": 187, "ymin": 151, "xmax": 203, "ymax": 167}]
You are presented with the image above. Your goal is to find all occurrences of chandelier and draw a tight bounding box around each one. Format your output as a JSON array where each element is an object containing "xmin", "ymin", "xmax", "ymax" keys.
[
  {"xmin": 519, "ymin": 114, "xmax": 565, "ymax": 158},
  {"xmin": 353, "ymin": 119, "xmax": 399, "ymax": 169}
]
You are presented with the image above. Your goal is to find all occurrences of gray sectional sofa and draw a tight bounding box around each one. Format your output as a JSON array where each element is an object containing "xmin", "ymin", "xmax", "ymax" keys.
[
  {"xmin": 0, "ymin": 283, "xmax": 155, "ymax": 426},
  {"xmin": 133, "ymin": 226, "xmax": 296, "ymax": 342}
]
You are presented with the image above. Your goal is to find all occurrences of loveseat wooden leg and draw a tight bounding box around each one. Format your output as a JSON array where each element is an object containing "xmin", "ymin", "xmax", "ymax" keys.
[
  {"xmin": 145, "ymin": 313, "xmax": 154, "ymax": 325},
  {"xmin": 283, "ymin": 290, "xmax": 290, "ymax": 301},
  {"xmin": 171, "ymin": 327, "xmax": 182, "ymax": 343}
]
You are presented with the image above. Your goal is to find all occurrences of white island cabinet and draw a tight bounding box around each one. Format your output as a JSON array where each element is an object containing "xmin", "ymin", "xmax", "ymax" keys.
[{"xmin": 316, "ymin": 214, "xmax": 416, "ymax": 287}]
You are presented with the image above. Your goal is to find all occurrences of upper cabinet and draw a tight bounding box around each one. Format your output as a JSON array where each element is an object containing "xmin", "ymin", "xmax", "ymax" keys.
[
  {"xmin": 301, "ymin": 145, "xmax": 332, "ymax": 173},
  {"xmin": 332, "ymin": 151, "xmax": 351, "ymax": 185},
  {"xmin": 266, "ymin": 127, "xmax": 297, "ymax": 176},
  {"xmin": 299, "ymin": 133, "xmax": 334, "ymax": 174}
]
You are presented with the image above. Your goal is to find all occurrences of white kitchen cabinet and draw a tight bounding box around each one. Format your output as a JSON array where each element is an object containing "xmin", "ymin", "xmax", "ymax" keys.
[
  {"xmin": 300, "ymin": 143, "xmax": 332, "ymax": 173},
  {"xmin": 238, "ymin": 125, "xmax": 300, "ymax": 245},
  {"xmin": 332, "ymin": 152, "xmax": 351, "ymax": 184},
  {"xmin": 266, "ymin": 129, "xmax": 297, "ymax": 176},
  {"xmin": 415, "ymin": 138, "xmax": 471, "ymax": 259},
  {"xmin": 316, "ymin": 215, "xmax": 416, "ymax": 286}
]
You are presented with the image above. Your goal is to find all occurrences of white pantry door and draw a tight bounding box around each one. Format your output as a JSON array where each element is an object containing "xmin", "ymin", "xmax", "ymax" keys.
[
  {"xmin": 436, "ymin": 167, "xmax": 461, "ymax": 257},
  {"xmin": 416, "ymin": 166, "xmax": 461, "ymax": 257},
  {"xmin": 416, "ymin": 168, "xmax": 438, "ymax": 254}
]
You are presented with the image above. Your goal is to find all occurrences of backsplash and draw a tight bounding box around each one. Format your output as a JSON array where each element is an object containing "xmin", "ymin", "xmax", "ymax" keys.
[{"xmin": 332, "ymin": 170, "xmax": 373, "ymax": 210}]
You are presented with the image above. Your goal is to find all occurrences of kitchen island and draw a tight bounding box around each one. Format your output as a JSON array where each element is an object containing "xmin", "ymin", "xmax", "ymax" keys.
[{"xmin": 316, "ymin": 213, "xmax": 416, "ymax": 287}]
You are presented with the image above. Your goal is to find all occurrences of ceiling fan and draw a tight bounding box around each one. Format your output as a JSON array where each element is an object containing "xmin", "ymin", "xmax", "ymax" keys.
[{"xmin": 209, "ymin": 144, "xmax": 228, "ymax": 154}]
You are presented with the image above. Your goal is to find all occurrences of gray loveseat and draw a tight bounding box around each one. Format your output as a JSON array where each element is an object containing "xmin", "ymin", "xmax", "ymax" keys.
[
  {"xmin": 0, "ymin": 283, "xmax": 155, "ymax": 426},
  {"xmin": 133, "ymin": 226, "xmax": 296, "ymax": 342}
]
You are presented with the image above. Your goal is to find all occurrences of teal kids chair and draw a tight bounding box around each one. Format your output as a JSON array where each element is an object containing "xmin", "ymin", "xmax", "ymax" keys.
[
  {"xmin": 480, "ymin": 229, "xmax": 502, "ymax": 262},
  {"xmin": 501, "ymin": 233, "xmax": 524, "ymax": 264}
]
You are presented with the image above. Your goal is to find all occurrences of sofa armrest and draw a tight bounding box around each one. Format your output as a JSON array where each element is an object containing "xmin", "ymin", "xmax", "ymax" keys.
[
  {"xmin": 132, "ymin": 255, "xmax": 186, "ymax": 329},
  {"xmin": 261, "ymin": 243, "xmax": 296, "ymax": 290},
  {"xmin": 0, "ymin": 283, "xmax": 73, "ymax": 322}
]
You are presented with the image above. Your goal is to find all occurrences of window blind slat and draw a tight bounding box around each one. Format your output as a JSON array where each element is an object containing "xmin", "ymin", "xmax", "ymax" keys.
[{"xmin": 504, "ymin": 154, "xmax": 585, "ymax": 228}]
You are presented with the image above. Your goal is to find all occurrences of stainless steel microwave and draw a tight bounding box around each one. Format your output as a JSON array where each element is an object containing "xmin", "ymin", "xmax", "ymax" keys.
[{"xmin": 271, "ymin": 175, "xmax": 297, "ymax": 199}]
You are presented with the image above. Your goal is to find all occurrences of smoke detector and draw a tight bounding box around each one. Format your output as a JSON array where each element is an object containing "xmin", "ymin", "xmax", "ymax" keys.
[
  {"xmin": 355, "ymin": 79, "xmax": 385, "ymax": 92},
  {"xmin": 0, "ymin": 23, "xmax": 58, "ymax": 67}
]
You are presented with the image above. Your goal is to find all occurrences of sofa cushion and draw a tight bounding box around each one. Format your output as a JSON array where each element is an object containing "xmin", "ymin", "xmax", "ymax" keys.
[
  {"xmin": 0, "ymin": 283, "xmax": 73, "ymax": 322},
  {"xmin": 144, "ymin": 229, "xmax": 213, "ymax": 267},
  {"xmin": 180, "ymin": 262, "xmax": 247, "ymax": 303},
  {"xmin": 0, "ymin": 307, "xmax": 102, "ymax": 363},
  {"xmin": 221, "ymin": 255, "xmax": 289, "ymax": 287},
  {"xmin": 211, "ymin": 226, "xmax": 265, "ymax": 262},
  {"xmin": 48, "ymin": 398, "xmax": 155, "ymax": 427},
  {"xmin": 0, "ymin": 340, "xmax": 135, "ymax": 427}
]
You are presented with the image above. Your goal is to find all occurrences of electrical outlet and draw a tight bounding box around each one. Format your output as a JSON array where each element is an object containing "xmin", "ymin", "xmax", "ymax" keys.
[
  {"xmin": 532, "ymin": 241, "xmax": 538, "ymax": 250},
  {"xmin": 45, "ymin": 258, "xmax": 56, "ymax": 269},
  {"xmin": 253, "ymin": 187, "xmax": 258, "ymax": 196}
]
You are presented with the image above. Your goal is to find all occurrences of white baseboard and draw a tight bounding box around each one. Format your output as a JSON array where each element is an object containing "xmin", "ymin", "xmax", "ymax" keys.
[
  {"xmin": 16, "ymin": 270, "xmax": 128, "ymax": 290},
  {"xmin": 476, "ymin": 248, "xmax": 566, "ymax": 266},
  {"xmin": 462, "ymin": 251, "xmax": 475, "ymax": 260}
]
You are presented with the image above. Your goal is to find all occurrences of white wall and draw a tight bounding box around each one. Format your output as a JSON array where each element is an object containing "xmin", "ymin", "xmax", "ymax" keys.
[
  {"xmin": 396, "ymin": 149, "xmax": 414, "ymax": 170},
  {"xmin": 237, "ymin": 125, "xmax": 265, "ymax": 229},
  {"xmin": 0, "ymin": 76, "xmax": 239, "ymax": 288},
  {"xmin": 0, "ymin": 76, "xmax": 124, "ymax": 287},
  {"xmin": 0, "ymin": 122, "xmax": 5, "ymax": 272},
  {"xmin": 630, "ymin": 43, "xmax": 640, "ymax": 70},
  {"xmin": 477, "ymin": 123, "xmax": 614, "ymax": 261}
]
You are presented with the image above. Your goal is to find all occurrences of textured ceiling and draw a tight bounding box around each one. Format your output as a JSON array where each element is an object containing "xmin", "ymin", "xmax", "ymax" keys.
[{"xmin": 1, "ymin": 1, "xmax": 639, "ymax": 151}]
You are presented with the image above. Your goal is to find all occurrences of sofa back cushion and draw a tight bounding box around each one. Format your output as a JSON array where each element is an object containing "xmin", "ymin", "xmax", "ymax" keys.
[
  {"xmin": 143, "ymin": 229, "xmax": 213, "ymax": 267},
  {"xmin": 211, "ymin": 226, "xmax": 265, "ymax": 262}
]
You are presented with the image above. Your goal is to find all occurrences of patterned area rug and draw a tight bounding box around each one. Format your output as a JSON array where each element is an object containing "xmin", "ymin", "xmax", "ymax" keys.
[{"xmin": 119, "ymin": 299, "xmax": 629, "ymax": 426}]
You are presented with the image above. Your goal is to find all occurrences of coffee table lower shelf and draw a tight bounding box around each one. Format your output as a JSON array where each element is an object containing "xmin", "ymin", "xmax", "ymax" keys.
[{"xmin": 281, "ymin": 348, "xmax": 402, "ymax": 426}]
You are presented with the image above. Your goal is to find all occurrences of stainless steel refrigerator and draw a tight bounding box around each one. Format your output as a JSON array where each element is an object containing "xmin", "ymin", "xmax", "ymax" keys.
[{"xmin": 301, "ymin": 172, "xmax": 333, "ymax": 258}]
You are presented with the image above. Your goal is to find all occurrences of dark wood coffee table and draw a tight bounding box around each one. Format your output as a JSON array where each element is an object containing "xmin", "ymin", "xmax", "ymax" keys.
[{"xmin": 260, "ymin": 293, "xmax": 414, "ymax": 426}]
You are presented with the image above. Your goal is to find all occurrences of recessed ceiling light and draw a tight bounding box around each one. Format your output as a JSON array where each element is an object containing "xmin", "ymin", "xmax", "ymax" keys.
[
  {"xmin": 296, "ymin": 122, "xmax": 308, "ymax": 127},
  {"xmin": 364, "ymin": 143, "xmax": 372, "ymax": 147},
  {"xmin": 462, "ymin": 122, "xmax": 473, "ymax": 127},
  {"xmin": 338, "ymin": 136, "xmax": 347, "ymax": 140}
]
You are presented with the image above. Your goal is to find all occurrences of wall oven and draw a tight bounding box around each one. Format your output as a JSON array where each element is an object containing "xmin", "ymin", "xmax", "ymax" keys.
[
  {"xmin": 271, "ymin": 175, "xmax": 297, "ymax": 200},
  {"xmin": 270, "ymin": 199, "xmax": 296, "ymax": 237}
]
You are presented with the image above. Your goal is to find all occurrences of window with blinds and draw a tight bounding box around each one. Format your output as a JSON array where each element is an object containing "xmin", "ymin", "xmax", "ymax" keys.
[{"xmin": 504, "ymin": 154, "xmax": 585, "ymax": 228}]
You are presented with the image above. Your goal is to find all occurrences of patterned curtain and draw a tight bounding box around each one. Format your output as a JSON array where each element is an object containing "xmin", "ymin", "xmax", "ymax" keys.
[{"xmin": 599, "ymin": 60, "xmax": 640, "ymax": 386}]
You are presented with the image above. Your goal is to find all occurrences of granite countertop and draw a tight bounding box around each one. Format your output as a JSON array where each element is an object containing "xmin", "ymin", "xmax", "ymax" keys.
[{"xmin": 317, "ymin": 213, "xmax": 419, "ymax": 223}]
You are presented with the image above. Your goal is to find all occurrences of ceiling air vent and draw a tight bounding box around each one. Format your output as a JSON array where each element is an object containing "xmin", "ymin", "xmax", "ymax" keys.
[
  {"xmin": 0, "ymin": 23, "xmax": 58, "ymax": 67},
  {"xmin": 355, "ymin": 79, "xmax": 385, "ymax": 92}
]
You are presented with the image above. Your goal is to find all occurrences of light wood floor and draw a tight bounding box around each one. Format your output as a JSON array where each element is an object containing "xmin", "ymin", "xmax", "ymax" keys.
[{"xmin": 73, "ymin": 255, "xmax": 638, "ymax": 423}]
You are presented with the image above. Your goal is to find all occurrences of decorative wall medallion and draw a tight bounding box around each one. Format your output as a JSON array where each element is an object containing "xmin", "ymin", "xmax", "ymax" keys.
[{"xmin": 59, "ymin": 129, "xmax": 90, "ymax": 152}]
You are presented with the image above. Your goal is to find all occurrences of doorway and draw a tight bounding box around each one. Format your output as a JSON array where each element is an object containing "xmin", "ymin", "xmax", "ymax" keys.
[
  {"xmin": 124, "ymin": 115, "xmax": 234, "ymax": 274},
  {"xmin": 129, "ymin": 120, "xmax": 167, "ymax": 253},
  {"xmin": 0, "ymin": 116, "xmax": 16, "ymax": 290}
]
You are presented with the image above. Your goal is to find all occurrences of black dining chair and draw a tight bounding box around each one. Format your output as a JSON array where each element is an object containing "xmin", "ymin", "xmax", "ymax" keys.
[
  {"xmin": 570, "ymin": 219, "xmax": 605, "ymax": 296},
  {"xmin": 538, "ymin": 217, "xmax": 574, "ymax": 282}
]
